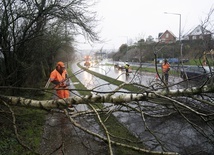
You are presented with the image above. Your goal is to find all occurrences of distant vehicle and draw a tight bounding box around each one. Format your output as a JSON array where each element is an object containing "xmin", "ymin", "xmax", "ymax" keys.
[
  {"xmin": 156, "ymin": 58, "xmax": 189, "ymax": 64},
  {"xmin": 84, "ymin": 55, "xmax": 91, "ymax": 68},
  {"xmin": 168, "ymin": 58, "xmax": 179, "ymax": 64},
  {"xmin": 114, "ymin": 62, "xmax": 125, "ymax": 70},
  {"xmin": 84, "ymin": 55, "xmax": 91, "ymax": 61},
  {"xmin": 84, "ymin": 61, "xmax": 90, "ymax": 68},
  {"xmin": 180, "ymin": 66, "xmax": 213, "ymax": 81},
  {"xmin": 180, "ymin": 59, "xmax": 189, "ymax": 63},
  {"xmin": 155, "ymin": 58, "xmax": 164, "ymax": 64}
]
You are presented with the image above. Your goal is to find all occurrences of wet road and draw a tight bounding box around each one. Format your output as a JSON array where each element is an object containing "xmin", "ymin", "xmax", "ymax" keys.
[
  {"xmin": 86, "ymin": 61, "xmax": 185, "ymax": 90},
  {"xmin": 40, "ymin": 61, "xmax": 213, "ymax": 155},
  {"xmin": 71, "ymin": 61, "xmax": 213, "ymax": 154}
]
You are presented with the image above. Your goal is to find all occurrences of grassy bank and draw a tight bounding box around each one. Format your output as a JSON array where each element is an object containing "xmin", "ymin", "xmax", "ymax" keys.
[
  {"xmin": 0, "ymin": 103, "xmax": 46, "ymax": 155},
  {"xmin": 0, "ymin": 75, "xmax": 51, "ymax": 154}
]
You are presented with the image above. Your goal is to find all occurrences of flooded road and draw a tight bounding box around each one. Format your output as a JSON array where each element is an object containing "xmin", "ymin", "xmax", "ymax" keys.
[
  {"xmin": 75, "ymin": 61, "xmax": 213, "ymax": 154},
  {"xmin": 88, "ymin": 62, "xmax": 182, "ymax": 86},
  {"xmin": 40, "ymin": 61, "xmax": 214, "ymax": 155}
]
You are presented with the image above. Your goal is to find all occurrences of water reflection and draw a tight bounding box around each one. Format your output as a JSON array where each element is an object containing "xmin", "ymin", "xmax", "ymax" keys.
[
  {"xmin": 70, "ymin": 62, "xmax": 213, "ymax": 154},
  {"xmin": 82, "ymin": 70, "xmax": 95, "ymax": 89}
]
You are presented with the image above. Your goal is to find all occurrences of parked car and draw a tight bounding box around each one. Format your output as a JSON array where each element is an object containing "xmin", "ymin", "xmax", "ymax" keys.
[
  {"xmin": 155, "ymin": 58, "xmax": 189, "ymax": 64},
  {"xmin": 154, "ymin": 58, "xmax": 164, "ymax": 64},
  {"xmin": 114, "ymin": 62, "xmax": 125, "ymax": 70},
  {"xmin": 180, "ymin": 66, "xmax": 213, "ymax": 81},
  {"xmin": 168, "ymin": 58, "xmax": 179, "ymax": 64}
]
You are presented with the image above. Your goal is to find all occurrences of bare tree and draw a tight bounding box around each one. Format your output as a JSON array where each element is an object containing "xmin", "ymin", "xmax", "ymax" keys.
[{"xmin": 0, "ymin": 0, "xmax": 99, "ymax": 87}]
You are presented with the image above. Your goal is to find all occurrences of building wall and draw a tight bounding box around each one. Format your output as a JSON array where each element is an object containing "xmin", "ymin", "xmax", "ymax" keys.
[
  {"xmin": 188, "ymin": 34, "xmax": 211, "ymax": 40},
  {"xmin": 159, "ymin": 30, "xmax": 176, "ymax": 43}
]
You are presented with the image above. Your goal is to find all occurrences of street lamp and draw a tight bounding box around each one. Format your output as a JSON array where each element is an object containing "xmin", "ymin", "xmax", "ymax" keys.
[
  {"xmin": 164, "ymin": 12, "xmax": 181, "ymax": 43},
  {"xmin": 164, "ymin": 12, "xmax": 183, "ymax": 60}
]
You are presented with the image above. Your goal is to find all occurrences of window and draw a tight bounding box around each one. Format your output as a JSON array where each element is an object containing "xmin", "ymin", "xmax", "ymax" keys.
[
  {"xmin": 199, "ymin": 35, "xmax": 203, "ymax": 39},
  {"xmin": 166, "ymin": 33, "xmax": 169, "ymax": 38}
]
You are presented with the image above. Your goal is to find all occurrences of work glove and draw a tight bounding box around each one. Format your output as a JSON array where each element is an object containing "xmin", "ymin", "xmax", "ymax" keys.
[
  {"xmin": 59, "ymin": 79, "xmax": 70, "ymax": 87},
  {"xmin": 66, "ymin": 80, "xmax": 71, "ymax": 86}
]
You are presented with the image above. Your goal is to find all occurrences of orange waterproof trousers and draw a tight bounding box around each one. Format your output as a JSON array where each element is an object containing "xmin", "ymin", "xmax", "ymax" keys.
[{"xmin": 50, "ymin": 69, "xmax": 70, "ymax": 99}]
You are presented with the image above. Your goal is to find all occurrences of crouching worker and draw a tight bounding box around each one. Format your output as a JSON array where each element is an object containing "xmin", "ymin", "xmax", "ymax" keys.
[{"xmin": 49, "ymin": 61, "xmax": 74, "ymax": 111}]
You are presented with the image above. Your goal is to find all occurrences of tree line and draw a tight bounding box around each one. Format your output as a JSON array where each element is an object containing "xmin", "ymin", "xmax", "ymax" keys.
[{"xmin": 0, "ymin": 0, "xmax": 99, "ymax": 92}]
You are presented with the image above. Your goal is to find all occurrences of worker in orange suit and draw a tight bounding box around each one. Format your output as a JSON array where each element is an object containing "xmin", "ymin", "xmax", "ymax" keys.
[
  {"xmin": 161, "ymin": 59, "xmax": 170, "ymax": 85},
  {"xmin": 49, "ymin": 61, "xmax": 70, "ymax": 99}
]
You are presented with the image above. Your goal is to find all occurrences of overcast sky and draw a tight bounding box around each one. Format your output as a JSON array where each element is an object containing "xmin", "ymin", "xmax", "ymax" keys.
[{"xmin": 75, "ymin": 0, "xmax": 214, "ymax": 52}]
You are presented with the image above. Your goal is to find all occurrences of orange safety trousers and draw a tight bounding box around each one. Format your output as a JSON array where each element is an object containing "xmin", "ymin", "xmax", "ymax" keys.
[
  {"xmin": 50, "ymin": 69, "xmax": 70, "ymax": 99},
  {"xmin": 56, "ymin": 88, "xmax": 70, "ymax": 99}
]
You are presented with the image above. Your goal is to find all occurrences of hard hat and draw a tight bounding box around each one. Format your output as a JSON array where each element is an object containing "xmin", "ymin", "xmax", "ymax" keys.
[{"xmin": 57, "ymin": 61, "xmax": 65, "ymax": 67}]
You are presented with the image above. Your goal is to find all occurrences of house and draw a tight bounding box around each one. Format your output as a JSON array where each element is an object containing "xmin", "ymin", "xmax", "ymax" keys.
[
  {"xmin": 158, "ymin": 30, "xmax": 176, "ymax": 43},
  {"xmin": 185, "ymin": 25, "xmax": 211, "ymax": 40}
]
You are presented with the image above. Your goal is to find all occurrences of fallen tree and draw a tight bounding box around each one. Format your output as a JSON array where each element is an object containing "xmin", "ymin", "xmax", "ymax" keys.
[
  {"xmin": 1, "ymin": 82, "xmax": 214, "ymax": 154},
  {"xmin": 1, "ymin": 84, "xmax": 214, "ymax": 109}
]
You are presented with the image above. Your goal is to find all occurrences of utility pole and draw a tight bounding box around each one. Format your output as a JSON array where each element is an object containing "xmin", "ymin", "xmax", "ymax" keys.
[{"xmin": 164, "ymin": 12, "xmax": 183, "ymax": 61}]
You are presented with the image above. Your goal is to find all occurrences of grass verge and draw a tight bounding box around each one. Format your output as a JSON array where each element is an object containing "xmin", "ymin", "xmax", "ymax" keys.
[
  {"xmin": 77, "ymin": 63, "xmax": 144, "ymax": 93},
  {"xmin": 0, "ymin": 104, "xmax": 46, "ymax": 155}
]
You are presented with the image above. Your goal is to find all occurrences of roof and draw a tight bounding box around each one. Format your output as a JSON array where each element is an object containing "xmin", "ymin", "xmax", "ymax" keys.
[
  {"xmin": 159, "ymin": 30, "xmax": 176, "ymax": 38},
  {"xmin": 188, "ymin": 25, "xmax": 211, "ymax": 36}
]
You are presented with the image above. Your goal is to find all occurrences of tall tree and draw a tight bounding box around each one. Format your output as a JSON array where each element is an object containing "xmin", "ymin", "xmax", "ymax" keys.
[{"xmin": 0, "ymin": 0, "xmax": 99, "ymax": 88}]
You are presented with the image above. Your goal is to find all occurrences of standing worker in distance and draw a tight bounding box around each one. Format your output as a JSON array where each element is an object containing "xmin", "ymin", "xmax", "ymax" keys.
[
  {"xmin": 161, "ymin": 59, "xmax": 170, "ymax": 85},
  {"xmin": 125, "ymin": 61, "xmax": 130, "ymax": 76}
]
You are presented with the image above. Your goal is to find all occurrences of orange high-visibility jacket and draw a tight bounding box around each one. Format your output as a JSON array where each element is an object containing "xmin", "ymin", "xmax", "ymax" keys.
[
  {"xmin": 50, "ymin": 69, "xmax": 69, "ymax": 98},
  {"xmin": 50, "ymin": 69, "xmax": 67, "ymax": 88},
  {"xmin": 162, "ymin": 63, "xmax": 170, "ymax": 73}
]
